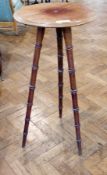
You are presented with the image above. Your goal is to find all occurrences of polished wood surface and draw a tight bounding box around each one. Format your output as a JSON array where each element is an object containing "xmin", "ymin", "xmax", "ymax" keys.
[
  {"xmin": 14, "ymin": 2, "xmax": 95, "ymax": 27},
  {"xmin": 1, "ymin": 0, "xmax": 107, "ymax": 174}
]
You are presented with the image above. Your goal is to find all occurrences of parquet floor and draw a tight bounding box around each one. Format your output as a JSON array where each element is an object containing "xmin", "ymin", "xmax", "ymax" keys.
[{"xmin": 1, "ymin": 0, "xmax": 107, "ymax": 174}]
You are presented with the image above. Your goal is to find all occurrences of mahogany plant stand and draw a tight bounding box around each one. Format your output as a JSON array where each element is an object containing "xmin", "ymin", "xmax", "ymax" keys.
[
  {"xmin": 14, "ymin": 2, "xmax": 94, "ymax": 155},
  {"xmin": 22, "ymin": 27, "xmax": 82, "ymax": 155}
]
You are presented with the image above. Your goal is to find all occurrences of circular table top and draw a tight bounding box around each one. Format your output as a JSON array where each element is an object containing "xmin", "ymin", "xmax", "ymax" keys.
[{"xmin": 14, "ymin": 2, "xmax": 95, "ymax": 28}]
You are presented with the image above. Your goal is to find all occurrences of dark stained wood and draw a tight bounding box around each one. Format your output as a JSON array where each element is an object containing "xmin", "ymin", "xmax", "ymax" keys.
[
  {"xmin": 22, "ymin": 27, "xmax": 45, "ymax": 147},
  {"xmin": 56, "ymin": 28, "xmax": 63, "ymax": 118},
  {"xmin": 63, "ymin": 27, "xmax": 82, "ymax": 155}
]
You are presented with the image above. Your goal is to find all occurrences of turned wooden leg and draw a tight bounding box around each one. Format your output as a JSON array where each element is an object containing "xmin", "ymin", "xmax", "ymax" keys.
[
  {"xmin": 22, "ymin": 27, "xmax": 45, "ymax": 147},
  {"xmin": 63, "ymin": 27, "xmax": 82, "ymax": 155},
  {"xmin": 56, "ymin": 28, "xmax": 63, "ymax": 118}
]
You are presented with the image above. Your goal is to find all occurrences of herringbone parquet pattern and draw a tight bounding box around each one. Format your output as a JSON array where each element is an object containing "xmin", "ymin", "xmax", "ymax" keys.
[{"xmin": 1, "ymin": 0, "xmax": 107, "ymax": 174}]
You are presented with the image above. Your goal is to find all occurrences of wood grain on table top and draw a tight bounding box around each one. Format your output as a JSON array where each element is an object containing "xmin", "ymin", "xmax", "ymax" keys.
[{"xmin": 14, "ymin": 2, "xmax": 95, "ymax": 28}]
